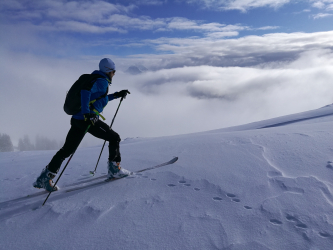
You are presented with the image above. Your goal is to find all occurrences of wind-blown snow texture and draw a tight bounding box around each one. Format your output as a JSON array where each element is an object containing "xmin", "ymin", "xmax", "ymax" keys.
[{"xmin": 1, "ymin": 104, "xmax": 333, "ymax": 250}]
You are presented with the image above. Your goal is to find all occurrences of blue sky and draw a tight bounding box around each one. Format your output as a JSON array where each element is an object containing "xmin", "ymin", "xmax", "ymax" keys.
[{"xmin": 0, "ymin": 0, "xmax": 333, "ymax": 145}]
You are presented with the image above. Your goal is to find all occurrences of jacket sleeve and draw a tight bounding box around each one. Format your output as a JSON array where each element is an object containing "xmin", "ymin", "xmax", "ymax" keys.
[
  {"xmin": 81, "ymin": 89, "xmax": 91, "ymax": 114},
  {"xmin": 108, "ymin": 94, "xmax": 116, "ymax": 101}
]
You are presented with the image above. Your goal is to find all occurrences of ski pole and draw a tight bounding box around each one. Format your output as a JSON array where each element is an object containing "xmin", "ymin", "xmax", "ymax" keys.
[
  {"xmin": 42, "ymin": 124, "xmax": 91, "ymax": 206},
  {"xmin": 90, "ymin": 97, "xmax": 124, "ymax": 176}
]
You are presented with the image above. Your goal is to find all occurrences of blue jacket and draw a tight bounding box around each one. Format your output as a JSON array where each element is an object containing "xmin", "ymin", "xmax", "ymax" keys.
[{"xmin": 72, "ymin": 70, "xmax": 117, "ymax": 120}]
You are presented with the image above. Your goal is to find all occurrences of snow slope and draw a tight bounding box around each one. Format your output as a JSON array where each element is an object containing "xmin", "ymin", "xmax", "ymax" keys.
[{"xmin": 1, "ymin": 104, "xmax": 333, "ymax": 250}]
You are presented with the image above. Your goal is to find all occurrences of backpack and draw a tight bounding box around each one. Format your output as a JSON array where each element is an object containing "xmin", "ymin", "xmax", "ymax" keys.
[{"xmin": 63, "ymin": 74, "xmax": 108, "ymax": 115}]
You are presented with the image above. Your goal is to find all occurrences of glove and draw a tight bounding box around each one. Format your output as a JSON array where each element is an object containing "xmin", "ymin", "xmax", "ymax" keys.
[
  {"xmin": 113, "ymin": 89, "xmax": 130, "ymax": 99},
  {"xmin": 83, "ymin": 113, "xmax": 99, "ymax": 126}
]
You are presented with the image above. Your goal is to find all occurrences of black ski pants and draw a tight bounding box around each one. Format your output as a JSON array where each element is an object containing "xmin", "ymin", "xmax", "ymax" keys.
[{"xmin": 47, "ymin": 118, "xmax": 121, "ymax": 173}]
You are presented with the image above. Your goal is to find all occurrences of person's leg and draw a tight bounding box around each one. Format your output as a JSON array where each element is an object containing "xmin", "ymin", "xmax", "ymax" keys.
[
  {"xmin": 88, "ymin": 120, "xmax": 130, "ymax": 178},
  {"xmin": 33, "ymin": 119, "xmax": 88, "ymax": 191},
  {"xmin": 87, "ymin": 120, "xmax": 121, "ymax": 162},
  {"xmin": 47, "ymin": 119, "xmax": 88, "ymax": 173}
]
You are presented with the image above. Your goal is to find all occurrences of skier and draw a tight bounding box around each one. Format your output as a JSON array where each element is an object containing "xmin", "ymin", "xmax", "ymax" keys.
[{"xmin": 33, "ymin": 58, "xmax": 131, "ymax": 192}]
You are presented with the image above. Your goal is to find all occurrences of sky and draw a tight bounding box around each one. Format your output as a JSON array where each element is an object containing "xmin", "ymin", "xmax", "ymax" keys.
[{"xmin": 0, "ymin": 0, "xmax": 333, "ymax": 147}]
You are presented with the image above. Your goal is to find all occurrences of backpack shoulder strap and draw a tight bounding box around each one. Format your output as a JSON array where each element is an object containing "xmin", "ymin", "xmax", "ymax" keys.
[{"xmin": 82, "ymin": 74, "xmax": 107, "ymax": 91}]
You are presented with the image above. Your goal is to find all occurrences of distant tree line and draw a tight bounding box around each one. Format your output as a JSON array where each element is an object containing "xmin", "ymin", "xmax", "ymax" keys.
[
  {"xmin": 0, "ymin": 133, "xmax": 14, "ymax": 152},
  {"xmin": 0, "ymin": 133, "xmax": 61, "ymax": 152}
]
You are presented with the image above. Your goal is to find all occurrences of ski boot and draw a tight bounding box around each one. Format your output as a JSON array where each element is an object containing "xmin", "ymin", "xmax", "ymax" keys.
[
  {"xmin": 106, "ymin": 161, "xmax": 131, "ymax": 180},
  {"xmin": 33, "ymin": 167, "xmax": 59, "ymax": 192}
]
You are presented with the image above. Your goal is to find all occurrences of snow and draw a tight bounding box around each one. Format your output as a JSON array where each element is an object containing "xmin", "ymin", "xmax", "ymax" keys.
[{"xmin": 1, "ymin": 104, "xmax": 333, "ymax": 250}]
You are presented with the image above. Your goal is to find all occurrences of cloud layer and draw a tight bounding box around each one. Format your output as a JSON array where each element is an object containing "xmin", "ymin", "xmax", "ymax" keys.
[
  {"xmin": 128, "ymin": 31, "xmax": 333, "ymax": 70},
  {"xmin": 1, "ymin": 39, "xmax": 332, "ymax": 145}
]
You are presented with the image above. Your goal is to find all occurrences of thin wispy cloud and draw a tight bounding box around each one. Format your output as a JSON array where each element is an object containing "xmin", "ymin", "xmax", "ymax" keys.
[
  {"xmin": 0, "ymin": 0, "xmax": 283, "ymax": 36},
  {"xmin": 312, "ymin": 12, "xmax": 333, "ymax": 18},
  {"xmin": 0, "ymin": 0, "xmax": 243, "ymax": 34},
  {"xmin": 183, "ymin": 0, "xmax": 292, "ymax": 11},
  {"xmin": 311, "ymin": 0, "xmax": 333, "ymax": 10},
  {"xmin": 310, "ymin": 0, "xmax": 333, "ymax": 18}
]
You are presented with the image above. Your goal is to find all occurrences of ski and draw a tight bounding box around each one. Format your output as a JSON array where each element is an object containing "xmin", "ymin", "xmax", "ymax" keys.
[
  {"xmin": 136, "ymin": 156, "xmax": 178, "ymax": 172},
  {"xmin": 0, "ymin": 157, "xmax": 178, "ymax": 206},
  {"xmin": 66, "ymin": 156, "xmax": 178, "ymax": 193},
  {"xmin": 0, "ymin": 175, "xmax": 106, "ymax": 206}
]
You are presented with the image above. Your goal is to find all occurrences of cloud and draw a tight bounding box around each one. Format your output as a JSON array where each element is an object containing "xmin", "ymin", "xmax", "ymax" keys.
[
  {"xmin": 312, "ymin": 12, "xmax": 333, "ymax": 18},
  {"xmin": 0, "ymin": 0, "xmax": 132, "ymax": 21},
  {"xmin": 0, "ymin": 0, "xmax": 274, "ymax": 36},
  {"xmin": 311, "ymin": 0, "xmax": 333, "ymax": 9},
  {"xmin": 0, "ymin": 0, "xmax": 136, "ymax": 33},
  {"xmin": 110, "ymin": 48, "xmax": 333, "ymax": 138},
  {"xmin": 0, "ymin": 0, "xmax": 245, "ymax": 35},
  {"xmin": 183, "ymin": 0, "xmax": 292, "ymax": 12},
  {"xmin": 181, "ymin": 0, "xmax": 333, "ymax": 13},
  {"xmin": 127, "ymin": 48, "xmax": 333, "ymax": 100},
  {"xmin": 310, "ymin": 0, "xmax": 333, "ymax": 14},
  {"xmin": 256, "ymin": 26, "xmax": 280, "ymax": 30},
  {"xmin": 52, "ymin": 21, "xmax": 126, "ymax": 33},
  {"xmin": 138, "ymin": 31, "xmax": 333, "ymax": 70}
]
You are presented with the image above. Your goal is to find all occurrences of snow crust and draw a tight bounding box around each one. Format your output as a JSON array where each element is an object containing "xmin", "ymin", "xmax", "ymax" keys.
[{"xmin": 1, "ymin": 104, "xmax": 333, "ymax": 249}]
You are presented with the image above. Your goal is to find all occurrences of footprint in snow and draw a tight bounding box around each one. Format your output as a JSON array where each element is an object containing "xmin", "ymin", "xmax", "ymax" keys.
[
  {"xmin": 177, "ymin": 180, "xmax": 191, "ymax": 186},
  {"xmin": 165, "ymin": 179, "xmax": 196, "ymax": 189},
  {"xmin": 213, "ymin": 197, "xmax": 223, "ymax": 201},
  {"xmin": 295, "ymin": 222, "xmax": 308, "ymax": 229},
  {"xmin": 226, "ymin": 193, "xmax": 241, "ymax": 203},
  {"xmin": 285, "ymin": 214, "xmax": 308, "ymax": 229},
  {"xmin": 286, "ymin": 214, "xmax": 298, "ymax": 222},
  {"xmin": 270, "ymin": 219, "xmax": 283, "ymax": 225},
  {"xmin": 319, "ymin": 232, "xmax": 331, "ymax": 238},
  {"xmin": 286, "ymin": 214, "xmax": 331, "ymax": 238},
  {"xmin": 326, "ymin": 161, "xmax": 333, "ymax": 170},
  {"xmin": 163, "ymin": 178, "xmax": 252, "ymax": 209}
]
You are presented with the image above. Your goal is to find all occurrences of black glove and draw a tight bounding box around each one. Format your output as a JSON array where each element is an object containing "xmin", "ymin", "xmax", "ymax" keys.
[
  {"xmin": 83, "ymin": 113, "xmax": 99, "ymax": 125},
  {"xmin": 113, "ymin": 89, "xmax": 130, "ymax": 99}
]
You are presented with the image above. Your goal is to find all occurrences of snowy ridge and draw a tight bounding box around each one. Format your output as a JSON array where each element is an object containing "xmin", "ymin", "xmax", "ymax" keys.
[
  {"xmin": 1, "ymin": 105, "xmax": 333, "ymax": 249},
  {"xmin": 212, "ymin": 103, "xmax": 333, "ymax": 132}
]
